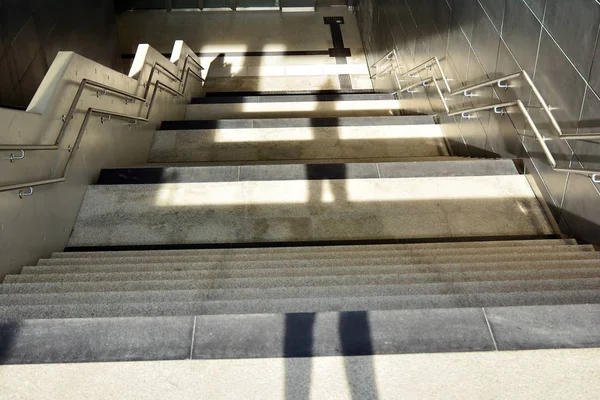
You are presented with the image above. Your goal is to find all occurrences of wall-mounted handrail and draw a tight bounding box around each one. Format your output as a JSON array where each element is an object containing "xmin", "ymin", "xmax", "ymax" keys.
[
  {"xmin": 0, "ymin": 53, "xmax": 205, "ymax": 195},
  {"xmin": 447, "ymin": 101, "xmax": 518, "ymax": 117},
  {"xmin": 400, "ymin": 57, "xmax": 452, "ymax": 93},
  {"xmin": 370, "ymin": 49, "xmax": 402, "ymax": 80},
  {"xmin": 396, "ymin": 56, "xmax": 600, "ymax": 183},
  {"xmin": 448, "ymin": 72, "xmax": 522, "ymax": 98}
]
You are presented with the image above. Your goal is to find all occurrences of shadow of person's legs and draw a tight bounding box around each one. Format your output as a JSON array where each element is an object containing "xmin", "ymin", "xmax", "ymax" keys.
[
  {"xmin": 285, "ymin": 313, "xmax": 316, "ymax": 400},
  {"xmin": 339, "ymin": 311, "xmax": 380, "ymax": 400}
]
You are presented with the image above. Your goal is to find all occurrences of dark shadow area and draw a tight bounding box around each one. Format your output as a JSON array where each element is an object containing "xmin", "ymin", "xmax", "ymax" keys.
[
  {"xmin": 284, "ymin": 313, "xmax": 316, "ymax": 400},
  {"xmin": 284, "ymin": 312, "xmax": 379, "ymax": 400},
  {"xmin": 0, "ymin": 320, "xmax": 20, "ymax": 363},
  {"xmin": 339, "ymin": 311, "xmax": 380, "ymax": 399},
  {"xmin": 205, "ymin": 53, "xmax": 232, "ymax": 85}
]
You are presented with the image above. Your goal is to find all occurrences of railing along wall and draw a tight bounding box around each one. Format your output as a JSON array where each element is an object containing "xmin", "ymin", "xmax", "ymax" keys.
[
  {"xmin": 0, "ymin": 52, "xmax": 204, "ymax": 197},
  {"xmin": 371, "ymin": 55, "xmax": 600, "ymax": 184}
]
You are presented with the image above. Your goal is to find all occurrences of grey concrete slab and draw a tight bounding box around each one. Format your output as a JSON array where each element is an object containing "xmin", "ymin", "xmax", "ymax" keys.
[
  {"xmin": 148, "ymin": 125, "xmax": 447, "ymax": 163},
  {"xmin": 66, "ymin": 176, "xmax": 554, "ymax": 247},
  {"xmin": 192, "ymin": 308, "xmax": 494, "ymax": 359},
  {"xmin": 485, "ymin": 304, "xmax": 600, "ymax": 350},
  {"xmin": 51, "ymin": 239, "xmax": 579, "ymax": 259},
  {"xmin": 21, "ymin": 252, "xmax": 600, "ymax": 276},
  {"xmin": 0, "ymin": 316, "xmax": 194, "ymax": 364},
  {"xmin": 3, "ymin": 279, "xmax": 600, "ymax": 307},
  {"xmin": 6, "ymin": 263, "xmax": 600, "ymax": 286},
  {"xmin": 239, "ymin": 163, "xmax": 379, "ymax": 181},
  {"xmin": 377, "ymin": 159, "xmax": 518, "ymax": 178},
  {"xmin": 32, "ymin": 245, "xmax": 598, "ymax": 268}
]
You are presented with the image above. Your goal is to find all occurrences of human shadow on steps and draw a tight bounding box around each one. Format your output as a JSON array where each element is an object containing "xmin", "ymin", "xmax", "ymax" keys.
[{"xmin": 283, "ymin": 312, "xmax": 380, "ymax": 400}]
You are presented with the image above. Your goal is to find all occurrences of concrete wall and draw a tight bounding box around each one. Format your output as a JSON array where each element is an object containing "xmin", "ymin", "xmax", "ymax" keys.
[
  {"xmin": 0, "ymin": 0, "xmax": 121, "ymax": 108},
  {"xmin": 0, "ymin": 41, "xmax": 203, "ymax": 279},
  {"xmin": 355, "ymin": 0, "xmax": 600, "ymax": 244}
]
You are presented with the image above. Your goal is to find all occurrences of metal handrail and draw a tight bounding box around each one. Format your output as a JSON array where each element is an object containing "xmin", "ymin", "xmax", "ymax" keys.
[
  {"xmin": 397, "ymin": 59, "xmax": 600, "ymax": 183},
  {"xmin": 1, "ymin": 54, "xmax": 205, "ymax": 195},
  {"xmin": 400, "ymin": 57, "xmax": 452, "ymax": 93},
  {"xmin": 370, "ymin": 49, "xmax": 402, "ymax": 80}
]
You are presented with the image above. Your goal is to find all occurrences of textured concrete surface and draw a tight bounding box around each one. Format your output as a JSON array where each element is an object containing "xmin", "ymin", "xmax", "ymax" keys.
[
  {"xmin": 2, "ymin": 349, "xmax": 600, "ymax": 399},
  {"xmin": 34, "ymin": 244, "xmax": 595, "ymax": 267},
  {"xmin": 67, "ymin": 176, "xmax": 553, "ymax": 247},
  {"xmin": 148, "ymin": 124, "xmax": 448, "ymax": 163},
  {"xmin": 53, "ymin": 239, "xmax": 579, "ymax": 258}
]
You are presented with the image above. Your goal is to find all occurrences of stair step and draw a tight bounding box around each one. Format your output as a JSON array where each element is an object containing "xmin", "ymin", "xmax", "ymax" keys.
[
  {"xmin": 202, "ymin": 74, "xmax": 373, "ymax": 92},
  {"xmin": 53, "ymin": 239, "xmax": 578, "ymax": 259},
  {"xmin": 159, "ymin": 115, "xmax": 434, "ymax": 130},
  {"xmin": 6, "ymin": 262, "xmax": 600, "ymax": 284},
  {"xmin": 66, "ymin": 176, "xmax": 554, "ymax": 247},
  {"xmin": 185, "ymin": 99, "xmax": 400, "ymax": 119},
  {"xmin": 96, "ymin": 159, "xmax": 520, "ymax": 185},
  {"xmin": 1, "ymin": 290, "xmax": 599, "ymax": 319},
  {"xmin": 203, "ymin": 89, "xmax": 391, "ymax": 97},
  {"xmin": 191, "ymin": 92, "xmax": 395, "ymax": 104},
  {"xmin": 31, "ymin": 248, "xmax": 598, "ymax": 271},
  {"xmin": 6, "ymin": 265, "xmax": 600, "ymax": 295},
  {"xmin": 2, "ymin": 278, "xmax": 599, "ymax": 307},
  {"xmin": 151, "ymin": 119, "xmax": 447, "ymax": 163}
]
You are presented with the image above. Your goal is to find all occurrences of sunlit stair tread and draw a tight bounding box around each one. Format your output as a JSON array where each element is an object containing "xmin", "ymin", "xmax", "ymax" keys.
[{"xmin": 66, "ymin": 175, "xmax": 554, "ymax": 247}]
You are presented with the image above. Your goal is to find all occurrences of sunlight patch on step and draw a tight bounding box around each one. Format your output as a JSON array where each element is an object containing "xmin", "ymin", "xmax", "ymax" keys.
[
  {"xmin": 241, "ymin": 102, "xmax": 319, "ymax": 113},
  {"xmin": 212, "ymin": 125, "xmax": 443, "ymax": 143},
  {"xmin": 153, "ymin": 176, "xmax": 536, "ymax": 207},
  {"xmin": 233, "ymin": 100, "xmax": 399, "ymax": 114},
  {"xmin": 214, "ymin": 128, "xmax": 315, "ymax": 142}
]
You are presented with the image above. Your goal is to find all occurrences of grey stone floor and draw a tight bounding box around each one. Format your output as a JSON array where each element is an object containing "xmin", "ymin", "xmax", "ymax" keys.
[
  {"xmin": 2, "ymin": 348, "xmax": 600, "ymax": 399},
  {"xmin": 148, "ymin": 125, "xmax": 448, "ymax": 163},
  {"xmin": 67, "ymin": 175, "xmax": 553, "ymax": 247}
]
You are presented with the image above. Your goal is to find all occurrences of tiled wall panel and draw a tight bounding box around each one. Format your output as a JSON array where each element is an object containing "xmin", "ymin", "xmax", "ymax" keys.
[
  {"xmin": 356, "ymin": 0, "xmax": 600, "ymax": 243},
  {"xmin": 0, "ymin": 0, "xmax": 120, "ymax": 108}
]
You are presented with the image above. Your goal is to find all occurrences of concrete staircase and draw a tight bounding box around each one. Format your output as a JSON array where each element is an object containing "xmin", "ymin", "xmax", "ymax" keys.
[
  {"xmin": 1, "ymin": 87, "xmax": 600, "ymax": 364},
  {"xmin": 1, "ymin": 239, "xmax": 600, "ymax": 320}
]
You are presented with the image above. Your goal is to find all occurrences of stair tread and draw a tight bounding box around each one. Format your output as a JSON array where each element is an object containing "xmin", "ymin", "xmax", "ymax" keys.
[
  {"xmin": 67, "ymin": 175, "xmax": 555, "ymax": 248},
  {"xmin": 1, "ymin": 290, "xmax": 599, "ymax": 319},
  {"xmin": 159, "ymin": 115, "xmax": 435, "ymax": 130},
  {"xmin": 191, "ymin": 92, "xmax": 395, "ymax": 104},
  {"xmin": 97, "ymin": 159, "xmax": 521, "ymax": 185},
  {"xmin": 2, "ymin": 278, "xmax": 600, "ymax": 306},
  {"xmin": 29, "ymin": 249, "xmax": 600, "ymax": 272},
  {"xmin": 6, "ymin": 263, "xmax": 600, "ymax": 284},
  {"xmin": 53, "ymin": 239, "xmax": 578, "ymax": 259}
]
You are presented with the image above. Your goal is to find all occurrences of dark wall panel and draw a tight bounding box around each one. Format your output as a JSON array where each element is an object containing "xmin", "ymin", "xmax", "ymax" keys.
[
  {"xmin": 355, "ymin": 0, "xmax": 600, "ymax": 243},
  {"xmin": 0, "ymin": 0, "xmax": 120, "ymax": 108}
]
